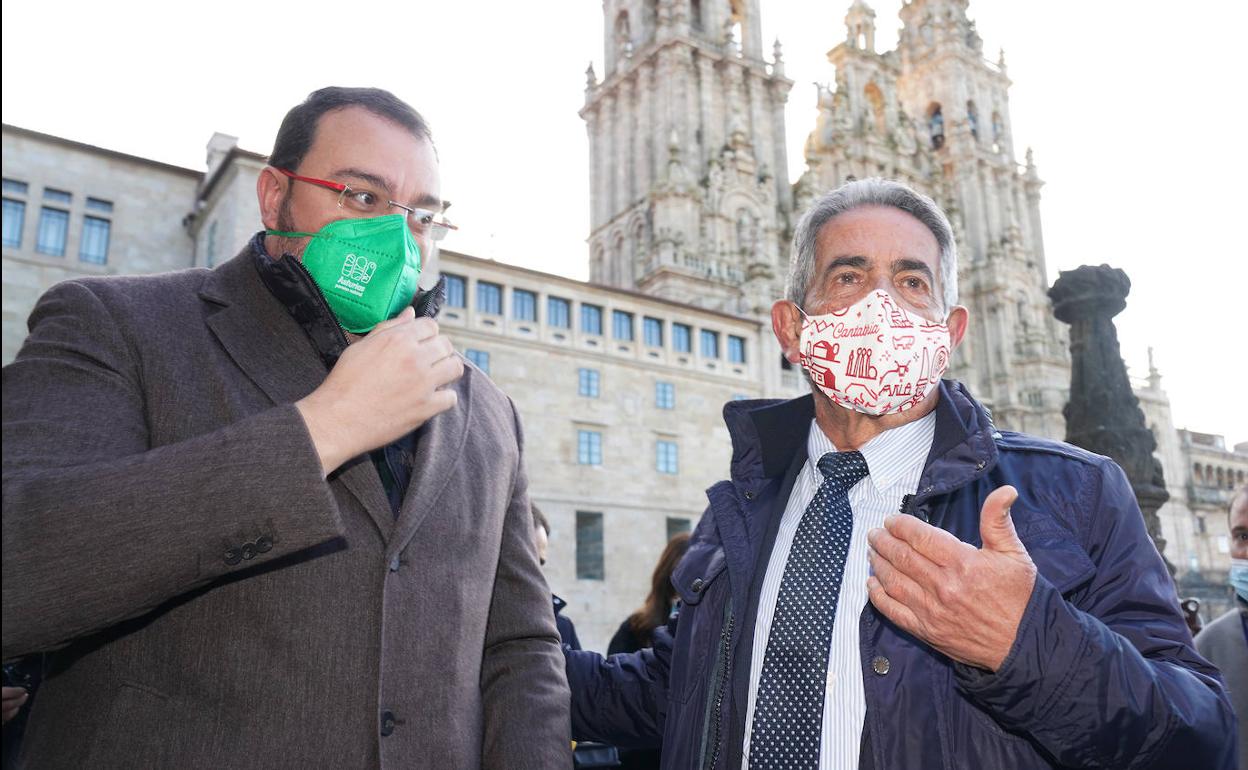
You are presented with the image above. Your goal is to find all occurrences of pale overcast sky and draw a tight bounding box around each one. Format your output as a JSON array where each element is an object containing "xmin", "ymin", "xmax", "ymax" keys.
[{"xmin": 3, "ymin": 0, "xmax": 1245, "ymax": 446}]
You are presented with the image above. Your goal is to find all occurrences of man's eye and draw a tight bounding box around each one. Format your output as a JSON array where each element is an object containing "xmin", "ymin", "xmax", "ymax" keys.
[
  {"xmin": 835, "ymin": 273, "xmax": 859, "ymax": 284},
  {"xmin": 416, "ymin": 212, "xmax": 435, "ymax": 226},
  {"xmin": 901, "ymin": 276, "xmax": 929, "ymax": 291},
  {"xmin": 349, "ymin": 190, "xmax": 378, "ymax": 206}
]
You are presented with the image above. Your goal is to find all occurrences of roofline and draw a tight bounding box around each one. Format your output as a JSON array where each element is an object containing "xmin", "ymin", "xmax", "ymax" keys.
[
  {"xmin": 198, "ymin": 145, "xmax": 269, "ymax": 203},
  {"xmin": 2, "ymin": 123, "xmax": 203, "ymax": 178},
  {"xmin": 439, "ymin": 249, "xmax": 764, "ymax": 327}
]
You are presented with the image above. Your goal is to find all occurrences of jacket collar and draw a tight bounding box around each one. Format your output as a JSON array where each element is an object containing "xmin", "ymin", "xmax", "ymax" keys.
[{"xmin": 721, "ymin": 380, "xmax": 999, "ymax": 494}]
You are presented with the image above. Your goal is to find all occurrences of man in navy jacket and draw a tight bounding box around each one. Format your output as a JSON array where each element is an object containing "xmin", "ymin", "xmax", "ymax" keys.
[{"xmin": 566, "ymin": 179, "xmax": 1233, "ymax": 769}]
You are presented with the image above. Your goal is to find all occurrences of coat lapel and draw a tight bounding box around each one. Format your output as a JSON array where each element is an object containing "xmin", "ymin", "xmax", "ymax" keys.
[
  {"xmin": 386, "ymin": 367, "xmax": 473, "ymax": 560},
  {"xmin": 199, "ymin": 250, "xmax": 395, "ymax": 538}
]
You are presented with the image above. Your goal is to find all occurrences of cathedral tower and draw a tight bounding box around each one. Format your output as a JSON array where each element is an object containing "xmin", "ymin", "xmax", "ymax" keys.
[
  {"xmin": 582, "ymin": 0, "xmax": 794, "ymax": 315},
  {"xmin": 797, "ymin": 0, "xmax": 1070, "ymax": 438}
]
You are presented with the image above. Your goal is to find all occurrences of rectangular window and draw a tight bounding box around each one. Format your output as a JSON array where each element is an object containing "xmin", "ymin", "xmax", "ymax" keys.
[
  {"xmin": 577, "ymin": 429, "xmax": 603, "ymax": 465},
  {"xmin": 477, "ymin": 281, "xmax": 503, "ymax": 314},
  {"xmin": 655, "ymin": 381, "xmax": 675, "ymax": 410},
  {"xmin": 42, "ymin": 188, "xmax": 72, "ymax": 205},
  {"xmin": 575, "ymin": 511, "xmax": 605, "ymax": 580},
  {"xmin": 2, "ymin": 198, "xmax": 25, "ymax": 247},
  {"xmin": 666, "ymin": 517, "xmax": 692, "ymax": 541},
  {"xmin": 581, "ymin": 304, "xmax": 603, "ymax": 335},
  {"xmin": 643, "ymin": 317, "xmax": 663, "ymax": 347},
  {"xmin": 36, "ymin": 207, "xmax": 69, "ymax": 256},
  {"xmin": 85, "ymin": 197, "xmax": 114, "ymax": 213},
  {"xmin": 444, "ymin": 273, "xmax": 466, "ymax": 308},
  {"xmin": 548, "ymin": 296, "xmax": 571, "ymax": 328},
  {"xmin": 612, "ymin": 310, "xmax": 634, "ymax": 341},
  {"xmin": 700, "ymin": 329, "xmax": 720, "ymax": 359},
  {"xmin": 466, "ymin": 349, "xmax": 490, "ymax": 374},
  {"xmin": 79, "ymin": 216, "xmax": 111, "ymax": 264},
  {"xmin": 578, "ymin": 368, "xmax": 600, "ymax": 398},
  {"xmin": 513, "ymin": 288, "xmax": 537, "ymax": 321},
  {"xmin": 728, "ymin": 335, "xmax": 746, "ymax": 364},
  {"xmin": 2, "ymin": 178, "xmax": 28, "ymax": 195},
  {"xmin": 656, "ymin": 440, "xmax": 679, "ymax": 474},
  {"xmin": 672, "ymin": 323, "xmax": 692, "ymax": 353}
]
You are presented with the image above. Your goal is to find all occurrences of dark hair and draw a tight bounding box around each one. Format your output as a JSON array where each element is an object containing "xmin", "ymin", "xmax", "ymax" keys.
[
  {"xmin": 531, "ymin": 504, "xmax": 550, "ymax": 535},
  {"xmin": 627, "ymin": 532, "xmax": 692, "ymax": 646},
  {"xmin": 269, "ymin": 86, "xmax": 433, "ymax": 172}
]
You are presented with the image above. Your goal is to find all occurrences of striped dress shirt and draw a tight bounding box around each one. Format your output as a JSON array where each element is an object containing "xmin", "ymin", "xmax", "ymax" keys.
[{"xmin": 742, "ymin": 411, "xmax": 936, "ymax": 769}]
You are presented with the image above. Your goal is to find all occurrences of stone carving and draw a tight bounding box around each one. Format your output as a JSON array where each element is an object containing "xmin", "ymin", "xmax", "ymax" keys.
[{"xmin": 1049, "ymin": 265, "xmax": 1174, "ymax": 575}]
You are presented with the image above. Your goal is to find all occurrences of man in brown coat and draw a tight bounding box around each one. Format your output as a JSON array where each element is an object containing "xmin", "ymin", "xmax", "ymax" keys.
[{"xmin": 1, "ymin": 87, "xmax": 570, "ymax": 768}]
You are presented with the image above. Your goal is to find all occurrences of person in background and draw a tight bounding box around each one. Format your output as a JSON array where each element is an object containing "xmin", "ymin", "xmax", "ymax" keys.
[
  {"xmin": 533, "ymin": 504, "xmax": 582, "ymax": 650},
  {"xmin": 606, "ymin": 532, "xmax": 691, "ymax": 770},
  {"xmin": 608, "ymin": 533, "xmax": 691, "ymax": 655},
  {"xmin": 1196, "ymin": 485, "xmax": 1248, "ymax": 770}
]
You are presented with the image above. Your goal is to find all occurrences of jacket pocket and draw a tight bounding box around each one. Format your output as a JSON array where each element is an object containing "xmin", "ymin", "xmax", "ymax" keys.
[
  {"xmin": 1017, "ymin": 524, "xmax": 1096, "ymax": 596},
  {"xmin": 668, "ymin": 542, "xmax": 730, "ymax": 705}
]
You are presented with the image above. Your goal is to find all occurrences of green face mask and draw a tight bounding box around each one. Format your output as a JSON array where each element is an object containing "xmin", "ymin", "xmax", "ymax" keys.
[{"xmin": 269, "ymin": 214, "xmax": 421, "ymax": 334}]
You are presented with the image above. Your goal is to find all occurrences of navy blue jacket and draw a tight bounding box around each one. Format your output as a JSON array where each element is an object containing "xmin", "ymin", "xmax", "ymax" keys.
[{"xmin": 567, "ymin": 381, "xmax": 1234, "ymax": 769}]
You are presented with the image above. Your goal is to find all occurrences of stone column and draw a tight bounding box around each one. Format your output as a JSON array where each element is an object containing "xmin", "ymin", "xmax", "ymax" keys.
[{"xmin": 1049, "ymin": 264, "xmax": 1174, "ymax": 574}]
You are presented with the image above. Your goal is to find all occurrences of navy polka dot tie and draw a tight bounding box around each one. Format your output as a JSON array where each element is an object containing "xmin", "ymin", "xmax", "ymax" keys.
[{"xmin": 749, "ymin": 450, "xmax": 870, "ymax": 769}]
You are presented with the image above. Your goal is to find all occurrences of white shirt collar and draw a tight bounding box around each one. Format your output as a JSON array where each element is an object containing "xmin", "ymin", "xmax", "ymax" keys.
[{"xmin": 805, "ymin": 410, "xmax": 936, "ymax": 495}]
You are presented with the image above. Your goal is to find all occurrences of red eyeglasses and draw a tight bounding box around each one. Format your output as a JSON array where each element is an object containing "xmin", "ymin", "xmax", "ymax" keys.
[{"xmin": 275, "ymin": 167, "xmax": 457, "ymax": 241}]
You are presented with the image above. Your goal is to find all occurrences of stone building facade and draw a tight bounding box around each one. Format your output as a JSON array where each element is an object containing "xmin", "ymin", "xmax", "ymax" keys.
[
  {"xmin": 3, "ymin": 0, "xmax": 1243, "ymax": 646},
  {"xmin": 794, "ymin": 0, "xmax": 1070, "ymax": 439},
  {"xmin": 1, "ymin": 125, "xmax": 200, "ymax": 363}
]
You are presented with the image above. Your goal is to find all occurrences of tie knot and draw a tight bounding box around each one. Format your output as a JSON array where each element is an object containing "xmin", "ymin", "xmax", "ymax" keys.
[{"xmin": 816, "ymin": 450, "xmax": 869, "ymax": 490}]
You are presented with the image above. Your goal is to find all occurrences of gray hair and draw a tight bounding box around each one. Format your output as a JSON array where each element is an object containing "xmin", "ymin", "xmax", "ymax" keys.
[{"xmin": 786, "ymin": 178, "xmax": 958, "ymax": 313}]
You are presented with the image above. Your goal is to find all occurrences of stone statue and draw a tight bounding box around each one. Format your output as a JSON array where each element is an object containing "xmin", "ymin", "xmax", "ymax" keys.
[{"xmin": 1049, "ymin": 265, "xmax": 1174, "ymax": 575}]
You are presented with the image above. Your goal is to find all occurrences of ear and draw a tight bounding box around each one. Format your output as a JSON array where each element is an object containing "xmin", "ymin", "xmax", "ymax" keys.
[
  {"xmin": 257, "ymin": 167, "xmax": 288, "ymax": 231},
  {"xmin": 946, "ymin": 304, "xmax": 969, "ymax": 350},
  {"xmin": 771, "ymin": 300, "xmax": 803, "ymax": 365}
]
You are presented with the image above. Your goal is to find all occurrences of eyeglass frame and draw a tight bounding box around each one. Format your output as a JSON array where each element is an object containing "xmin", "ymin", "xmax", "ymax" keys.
[{"xmin": 273, "ymin": 167, "xmax": 457, "ymax": 241}]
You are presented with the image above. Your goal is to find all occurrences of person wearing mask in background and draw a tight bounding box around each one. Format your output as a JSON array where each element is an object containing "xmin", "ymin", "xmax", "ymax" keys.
[
  {"xmin": 1197, "ymin": 485, "xmax": 1248, "ymax": 770},
  {"xmin": 606, "ymin": 532, "xmax": 691, "ymax": 770},
  {"xmin": 2, "ymin": 86, "xmax": 569, "ymax": 769}
]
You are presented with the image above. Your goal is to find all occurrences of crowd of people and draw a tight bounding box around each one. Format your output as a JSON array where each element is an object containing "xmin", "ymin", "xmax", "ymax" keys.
[{"xmin": 1, "ymin": 86, "xmax": 1242, "ymax": 769}]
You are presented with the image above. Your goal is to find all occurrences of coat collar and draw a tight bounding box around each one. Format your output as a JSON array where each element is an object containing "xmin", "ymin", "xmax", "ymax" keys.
[{"xmin": 721, "ymin": 380, "xmax": 999, "ymax": 494}]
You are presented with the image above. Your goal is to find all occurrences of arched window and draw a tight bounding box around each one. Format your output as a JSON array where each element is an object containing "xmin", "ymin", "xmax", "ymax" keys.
[
  {"xmin": 1193, "ymin": 462, "xmax": 1203, "ymax": 484},
  {"xmin": 1238, "ymin": 469, "xmax": 1245, "ymax": 484},
  {"xmin": 966, "ymin": 100, "xmax": 979, "ymax": 141},
  {"xmin": 1217, "ymin": 467, "xmax": 1226, "ymax": 488},
  {"xmin": 992, "ymin": 111, "xmax": 1004, "ymax": 145},
  {"xmin": 927, "ymin": 104, "xmax": 944, "ymax": 150},
  {"xmin": 864, "ymin": 82, "xmax": 886, "ymax": 135},
  {"xmin": 690, "ymin": 0, "xmax": 703, "ymax": 31}
]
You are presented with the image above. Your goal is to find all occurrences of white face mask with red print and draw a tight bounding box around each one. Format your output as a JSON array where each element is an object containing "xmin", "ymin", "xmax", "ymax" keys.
[{"xmin": 796, "ymin": 289, "xmax": 951, "ymax": 416}]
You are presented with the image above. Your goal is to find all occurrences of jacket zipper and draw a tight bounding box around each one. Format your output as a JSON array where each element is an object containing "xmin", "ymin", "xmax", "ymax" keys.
[
  {"xmin": 700, "ymin": 605, "xmax": 735, "ymax": 770},
  {"xmin": 289, "ymin": 258, "xmax": 350, "ymax": 351}
]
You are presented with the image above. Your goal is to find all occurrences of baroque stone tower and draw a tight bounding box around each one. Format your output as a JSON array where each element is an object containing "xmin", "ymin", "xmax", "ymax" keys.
[
  {"xmin": 581, "ymin": 0, "xmax": 794, "ymax": 316},
  {"xmin": 796, "ymin": 0, "xmax": 1071, "ymax": 438}
]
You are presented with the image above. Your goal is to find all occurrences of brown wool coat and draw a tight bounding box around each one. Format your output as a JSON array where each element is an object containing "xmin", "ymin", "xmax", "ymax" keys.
[{"xmin": 1, "ymin": 250, "xmax": 571, "ymax": 769}]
